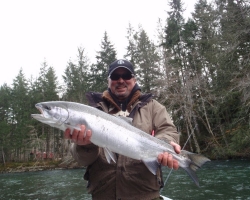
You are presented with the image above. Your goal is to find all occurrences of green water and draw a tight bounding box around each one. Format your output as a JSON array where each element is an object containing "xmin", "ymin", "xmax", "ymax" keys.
[{"xmin": 0, "ymin": 160, "xmax": 249, "ymax": 200}]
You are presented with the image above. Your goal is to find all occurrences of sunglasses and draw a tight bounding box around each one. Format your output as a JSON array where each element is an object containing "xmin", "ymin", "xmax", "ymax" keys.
[{"xmin": 109, "ymin": 73, "xmax": 134, "ymax": 81}]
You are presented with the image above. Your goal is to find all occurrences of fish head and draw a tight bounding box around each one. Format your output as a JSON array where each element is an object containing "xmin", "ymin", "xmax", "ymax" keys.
[{"xmin": 33, "ymin": 102, "xmax": 69, "ymax": 124}]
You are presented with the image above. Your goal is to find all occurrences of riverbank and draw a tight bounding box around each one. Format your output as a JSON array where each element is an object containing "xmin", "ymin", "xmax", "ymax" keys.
[
  {"xmin": 0, "ymin": 160, "xmax": 83, "ymax": 174},
  {"xmin": 1, "ymin": 154, "xmax": 249, "ymax": 174}
]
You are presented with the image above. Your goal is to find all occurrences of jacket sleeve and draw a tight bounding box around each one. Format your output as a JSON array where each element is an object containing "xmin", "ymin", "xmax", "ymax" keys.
[
  {"xmin": 70, "ymin": 143, "xmax": 100, "ymax": 166},
  {"xmin": 152, "ymin": 100, "xmax": 180, "ymax": 144}
]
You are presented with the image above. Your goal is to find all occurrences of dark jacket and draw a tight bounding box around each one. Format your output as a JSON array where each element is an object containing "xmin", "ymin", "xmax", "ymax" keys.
[{"xmin": 70, "ymin": 89, "xmax": 179, "ymax": 200}]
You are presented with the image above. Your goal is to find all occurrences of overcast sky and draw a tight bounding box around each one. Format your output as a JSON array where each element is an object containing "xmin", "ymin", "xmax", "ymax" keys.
[{"xmin": 0, "ymin": 0, "xmax": 197, "ymax": 86}]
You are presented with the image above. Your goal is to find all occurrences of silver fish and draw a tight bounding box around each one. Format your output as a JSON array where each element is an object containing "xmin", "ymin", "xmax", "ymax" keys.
[{"xmin": 31, "ymin": 101, "xmax": 210, "ymax": 186}]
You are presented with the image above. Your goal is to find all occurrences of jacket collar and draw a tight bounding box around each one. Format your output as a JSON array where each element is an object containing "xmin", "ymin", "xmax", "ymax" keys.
[{"xmin": 86, "ymin": 83, "xmax": 152, "ymax": 115}]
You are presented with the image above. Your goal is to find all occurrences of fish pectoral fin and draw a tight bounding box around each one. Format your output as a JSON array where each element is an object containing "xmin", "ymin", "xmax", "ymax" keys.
[
  {"xmin": 142, "ymin": 158, "xmax": 160, "ymax": 175},
  {"xmin": 104, "ymin": 147, "xmax": 117, "ymax": 164}
]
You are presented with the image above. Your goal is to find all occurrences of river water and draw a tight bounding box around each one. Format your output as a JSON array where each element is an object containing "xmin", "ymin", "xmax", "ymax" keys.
[{"xmin": 0, "ymin": 159, "xmax": 249, "ymax": 200}]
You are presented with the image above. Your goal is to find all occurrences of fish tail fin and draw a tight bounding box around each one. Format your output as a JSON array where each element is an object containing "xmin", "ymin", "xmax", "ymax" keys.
[{"xmin": 181, "ymin": 150, "xmax": 210, "ymax": 187}]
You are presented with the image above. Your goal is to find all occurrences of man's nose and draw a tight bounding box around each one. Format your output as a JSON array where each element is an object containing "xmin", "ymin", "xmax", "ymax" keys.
[{"xmin": 117, "ymin": 77, "xmax": 125, "ymax": 82}]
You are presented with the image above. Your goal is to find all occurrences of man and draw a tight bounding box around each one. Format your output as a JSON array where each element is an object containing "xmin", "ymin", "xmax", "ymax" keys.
[{"xmin": 64, "ymin": 59, "xmax": 181, "ymax": 200}]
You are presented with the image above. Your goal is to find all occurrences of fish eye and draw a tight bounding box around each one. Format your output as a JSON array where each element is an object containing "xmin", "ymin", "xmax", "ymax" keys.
[{"xmin": 44, "ymin": 105, "xmax": 51, "ymax": 110}]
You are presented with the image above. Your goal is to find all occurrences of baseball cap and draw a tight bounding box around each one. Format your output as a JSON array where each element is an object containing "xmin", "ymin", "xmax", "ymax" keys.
[{"xmin": 108, "ymin": 59, "xmax": 135, "ymax": 76}]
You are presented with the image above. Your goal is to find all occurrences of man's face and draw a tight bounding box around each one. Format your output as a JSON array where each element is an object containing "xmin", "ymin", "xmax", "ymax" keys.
[{"xmin": 108, "ymin": 68, "xmax": 136, "ymax": 101}]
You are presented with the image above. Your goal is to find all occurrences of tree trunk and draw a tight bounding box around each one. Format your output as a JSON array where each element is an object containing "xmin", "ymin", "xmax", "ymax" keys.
[{"xmin": 2, "ymin": 146, "xmax": 5, "ymax": 166}]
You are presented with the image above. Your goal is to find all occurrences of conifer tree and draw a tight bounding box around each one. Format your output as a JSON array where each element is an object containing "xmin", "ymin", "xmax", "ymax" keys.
[
  {"xmin": 31, "ymin": 61, "xmax": 59, "ymax": 159},
  {"xmin": 213, "ymin": 0, "xmax": 250, "ymax": 154},
  {"xmin": 125, "ymin": 25, "xmax": 162, "ymax": 94},
  {"xmin": 0, "ymin": 84, "xmax": 12, "ymax": 162},
  {"xmin": 63, "ymin": 47, "xmax": 90, "ymax": 103},
  {"xmin": 10, "ymin": 69, "xmax": 31, "ymax": 161},
  {"xmin": 89, "ymin": 31, "xmax": 117, "ymax": 92},
  {"xmin": 161, "ymin": 0, "xmax": 204, "ymax": 152}
]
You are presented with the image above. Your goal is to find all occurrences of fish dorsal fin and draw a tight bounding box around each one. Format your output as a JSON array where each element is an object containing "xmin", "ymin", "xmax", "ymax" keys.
[
  {"xmin": 142, "ymin": 158, "xmax": 160, "ymax": 175},
  {"xmin": 104, "ymin": 147, "xmax": 117, "ymax": 163}
]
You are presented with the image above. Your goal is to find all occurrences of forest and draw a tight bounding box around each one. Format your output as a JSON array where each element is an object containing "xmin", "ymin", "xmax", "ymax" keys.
[{"xmin": 0, "ymin": 0, "xmax": 249, "ymax": 165}]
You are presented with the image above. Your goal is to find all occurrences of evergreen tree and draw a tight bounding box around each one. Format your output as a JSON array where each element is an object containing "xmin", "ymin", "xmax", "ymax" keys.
[
  {"xmin": 31, "ymin": 61, "xmax": 59, "ymax": 159},
  {"xmin": 0, "ymin": 84, "xmax": 12, "ymax": 163},
  {"xmin": 213, "ymin": 0, "xmax": 250, "ymax": 155},
  {"xmin": 62, "ymin": 47, "xmax": 91, "ymax": 103},
  {"xmin": 90, "ymin": 31, "xmax": 117, "ymax": 92},
  {"xmin": 35, "ymin": 61, "xmax": 59, "ymax": 101},
  {"xmin": 125, "ymin": 25, "xmax": 162, "ymax": 94},
  {"xmin": 161, "ymin": 0, "xmax": 205, "ymax": 153},
  {"xmin": 10, "ymin": 69, "xmax": 31, "ymax": 161},
  {"xmin": 188, "ymin": 0, "xmax": 221, "ymax": 151}
]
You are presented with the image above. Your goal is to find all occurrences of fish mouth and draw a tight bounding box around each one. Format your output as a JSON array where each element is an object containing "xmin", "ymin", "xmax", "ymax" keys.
[{"xmin": 35, "ymin": 104, "xmax": 44, "ymax": 115}]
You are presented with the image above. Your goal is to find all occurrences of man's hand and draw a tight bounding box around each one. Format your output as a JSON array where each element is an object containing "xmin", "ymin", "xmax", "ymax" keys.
[
  {"xmin": 157, "ymin": 141, "xmax": 181, "ymax": 170},
  {"xmin": 64, "ymin": 125, "xmax": 92, "ymax": 145}
]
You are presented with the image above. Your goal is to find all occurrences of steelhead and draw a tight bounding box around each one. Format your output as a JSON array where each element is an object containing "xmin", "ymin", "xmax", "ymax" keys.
[{"xmin": 31, "ymin": 101, "xmax": 210, "ymax": 186}]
